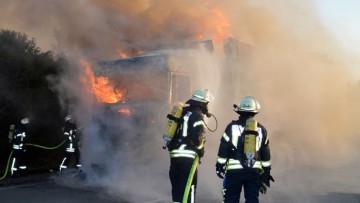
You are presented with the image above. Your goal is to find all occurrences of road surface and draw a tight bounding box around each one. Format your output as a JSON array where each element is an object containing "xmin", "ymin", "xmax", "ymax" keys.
[{"xmin": 0, "ymin": 169, "xmax": 359, "ymax": 203}]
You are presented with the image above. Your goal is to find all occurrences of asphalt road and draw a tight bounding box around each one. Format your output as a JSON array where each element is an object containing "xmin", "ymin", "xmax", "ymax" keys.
[{"xmin": 0, "ymin": 170, "xmax": 359, "ymax": 203}]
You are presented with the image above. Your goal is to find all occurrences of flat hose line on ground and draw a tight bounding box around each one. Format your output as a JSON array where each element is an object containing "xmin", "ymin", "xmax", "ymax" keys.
[{"xmin": 0, "ymin": 140, "xmax": 66, "ymax": 180}]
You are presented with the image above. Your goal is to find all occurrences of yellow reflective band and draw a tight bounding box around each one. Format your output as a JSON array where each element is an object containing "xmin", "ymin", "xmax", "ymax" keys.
[
  {"xmin": 197, "ymin": 143, "xmax": 204, "ymax": 149},
  {"xmin": 170, "ymin": 148, "xmax": 197, "ymax": 159},
  {"xmin": 226, "ymin": 159, "xmax": 262, "ymax": 170},
  {"xmin": 264, "ymin": 135, "xmax": 269, "ymax": 145},
  {"xmin": 228, "ymin": 159, "xmax": 241, "ymax": 165},
  {"xmin": 256, "ymin": 128, "xmax": 263, "ymax": 151},
  {"xmin": 182, "ymin": 113, "xmax": 190, "ymax": 137},
  {"xmin": 170, "ymin": 149, "xmax": 197, "ymax": 155},
  {"xmin": 193, "ymin": 94, "xmax": 205, "ymax": 100},
  {"xmin": 231, "ymin": 125, "xmax": 244, "ymax": 148},
  {"xmin": 179, "ymin": 144, "xmax": 186, "ymax": 150},
  {"xmin": 217, "ymin": 157, "xmax": 227, "ymax": 164},
  {"xmin": 262, "ymin": 161, "xmax": 271, "ymax": 167},
  {"xmin": 170, "ymin": 154, "xmax": 196, "ymax": 159},
  {"xmin": 222, "ymin": 133, "xmax": 230, "ymax": 142},
  {"xmin": 193, "ymin": 121, "xmax": 205, "ymax": 127}
]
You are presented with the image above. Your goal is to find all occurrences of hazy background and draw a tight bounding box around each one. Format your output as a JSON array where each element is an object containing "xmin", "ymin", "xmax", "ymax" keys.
[{"xmin": 1, "ymin": 0, "xmax": 359, "ymax": 202}]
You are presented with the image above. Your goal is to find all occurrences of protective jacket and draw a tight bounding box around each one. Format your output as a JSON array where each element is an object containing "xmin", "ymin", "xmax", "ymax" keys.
[
  {"xmin": 168, "ymin": 106, "xmax": 206, "ymax": 159},
  {"xmin": 64, "ymin": 122, "xmax": 78, "ymax": 153},
  {"xmin": 216, "ymin": 116, "xmax": 271, "ymax": 171},
  {"xmin": 12, "ymin": 124, "xmax": 27, "ymax": 151}
]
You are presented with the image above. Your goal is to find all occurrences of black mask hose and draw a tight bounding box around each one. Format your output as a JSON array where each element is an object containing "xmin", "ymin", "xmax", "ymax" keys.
[{"xmin": 204, "ymin": 113, "xmax": 218, "ymax": 132}]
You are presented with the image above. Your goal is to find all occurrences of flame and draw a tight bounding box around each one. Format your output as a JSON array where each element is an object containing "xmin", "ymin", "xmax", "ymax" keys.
[
  {"xmin": 80, "ymin": 59, "xmax": 126, "ymax": 103},
  {"xmin": 136, "ymin": 50, "xmax": 145, "ymax": 56},
  {"xmin": 118, "ymin": 108, "xmax": 134, "ymax": 116},
  {"xmin": 116, "ymin": 49, "xmax": 129, "ymax": 58},
  {"xmin": 116, "ymin": 49, "xmax": 145, "ymax": 58},
  {"xmin": 196, "ymin": 3, "xmax": 232, "ymax": 44},
  {"xmin": 196, "ymin": 33, "xmax": 204, "ymax": 40},
  {"xmin": 211, "ymin": 6, "xmax": 232, "ymax": 43}
]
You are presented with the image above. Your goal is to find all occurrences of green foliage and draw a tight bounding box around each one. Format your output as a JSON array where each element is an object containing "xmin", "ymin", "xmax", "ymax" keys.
[{"xmin": 0, "ymin": 29, "xmax": 67, "ymax": 173}]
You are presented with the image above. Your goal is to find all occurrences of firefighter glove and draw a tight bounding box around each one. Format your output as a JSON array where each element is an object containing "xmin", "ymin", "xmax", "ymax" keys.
[
  {"xmin": 261, "ymin": 168, "xmax": 275, "ymax": 187},
  {"xmin": 216, "ymin": 163, "xmax": 226, "ymax": 179},
  {"xmin": 259, "ymin": 182, "xmax": 267, "ymax": 194}
]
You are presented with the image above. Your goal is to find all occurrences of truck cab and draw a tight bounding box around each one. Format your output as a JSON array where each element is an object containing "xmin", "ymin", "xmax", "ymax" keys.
[{"xmin": 94, "ymin": 53, "xmax": 193, "ymax": 129}]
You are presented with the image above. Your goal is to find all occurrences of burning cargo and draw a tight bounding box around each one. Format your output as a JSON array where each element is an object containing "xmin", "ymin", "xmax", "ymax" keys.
[{"xmin": 94, "ymin": 52, "xmax": 196, "ymax": 127}]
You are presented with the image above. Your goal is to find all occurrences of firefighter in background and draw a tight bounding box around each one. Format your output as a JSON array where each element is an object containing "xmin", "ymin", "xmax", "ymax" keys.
[
  {"xmin": 11, "ymin": 118, "xmax": 30, "ymax": 177},
  {"xmin": 59, "ymin": 115, "xmax": 81, "ymax": 171},
  {"xmin": 167, "ymin": 89, "xmax": 212, "ymax": 203},
  {"xmin": 215, "ymin": 96, "xmax": 274, "ymax": 203}
]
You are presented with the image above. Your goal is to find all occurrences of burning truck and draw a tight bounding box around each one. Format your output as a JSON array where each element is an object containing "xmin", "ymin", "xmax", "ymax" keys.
[
  {"xmin": 89, "ymin": 38, "xmax": 248, "ymax": 131},
  {"xmin": 93, "ymin": 51, "xmax": 199, "ymax": 130}
]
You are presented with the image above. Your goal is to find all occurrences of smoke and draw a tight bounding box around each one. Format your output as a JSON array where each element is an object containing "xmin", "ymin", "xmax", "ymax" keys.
[{"xmin": 2, "ymin": 0, "xmax": 360, "ymax": 202}]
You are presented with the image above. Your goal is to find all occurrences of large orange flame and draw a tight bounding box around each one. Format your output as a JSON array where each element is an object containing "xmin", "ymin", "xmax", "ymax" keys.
[
  {"xmin": 211, "ymin": 6, "xmax": 232, "ymax": 43},
  {"xmin": 195, "ymin": 3, "xmax": 232, "ymax": 44},
  {"xmin": 80, "ymin": 59, "xmax": 126, "ymax": 103}
]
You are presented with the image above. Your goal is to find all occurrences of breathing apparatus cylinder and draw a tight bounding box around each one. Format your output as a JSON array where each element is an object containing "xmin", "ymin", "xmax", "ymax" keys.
[
  {"xmin": 243, "ymin": 117, "xmax": 258, "ymax": 162},
  {"xmin": 163, "ymin": 105, "xmax": 183, "ymax": 142},
  {"xmin": 8, "ymin": 124, "xmax": 15, "ymax": 144}
]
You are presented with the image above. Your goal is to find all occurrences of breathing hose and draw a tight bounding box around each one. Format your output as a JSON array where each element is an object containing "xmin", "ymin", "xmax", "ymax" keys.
[
  {"xmin": 204, "ymin": 113, "xmax": 218, "ymax": 132},
  {"xmin": 0, "ymin": 140, "xmax": 66, "ymax": 180}
]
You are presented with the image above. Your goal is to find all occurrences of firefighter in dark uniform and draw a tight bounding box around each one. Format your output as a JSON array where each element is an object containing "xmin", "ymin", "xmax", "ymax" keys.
[
  {"xmin": 168, "ymin": 89, "xmax": 212, "ymax": 203},
  {"xmin": 11, "ymin": 118, "xmax": 30, "ymax": 177},
  {"xmin": 215, "ymin": 96, "xmax": 274, "ymax": 203},
  {"xmin": 59, "ymin": 115, "xmax": 81, "ymax": 171}
]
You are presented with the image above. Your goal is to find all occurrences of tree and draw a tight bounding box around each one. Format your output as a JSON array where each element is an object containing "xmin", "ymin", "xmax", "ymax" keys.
[{"xmin": 0, "ymin": 29, "xmax": 66, "ymax": 172}]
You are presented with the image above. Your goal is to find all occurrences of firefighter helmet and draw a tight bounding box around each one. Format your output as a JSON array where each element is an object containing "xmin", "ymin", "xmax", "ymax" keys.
[
  {"xmin": 21, "ymin": 118, "xmax": 30, "ymax": 124},
  {"xmin": 65, "ymin": 115, "xmax": 73, "ymax": 122},
  {"xmin": 190, "ymin": 89, "xmax": 212, "ymax": 103},
  {"xmin": 236, "ymin": 96, "xmax": 261, "ymax": 113}
]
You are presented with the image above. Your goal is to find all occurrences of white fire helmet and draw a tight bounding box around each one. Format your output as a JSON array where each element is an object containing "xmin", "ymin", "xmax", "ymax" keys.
[
  {"xmin": 21, "ymin": 118, "xmax": 30, "ymax": 124},
  {"xmin": 65, "ymin": 115, "xmax": 73, "ymax": 122},
  {"xmin": 236, "ymin": 96, "xmax": 261, "ymax": 113},
  {"xmin": 190, "ymin": 89, "xmax": 214, "ymax": 103}
]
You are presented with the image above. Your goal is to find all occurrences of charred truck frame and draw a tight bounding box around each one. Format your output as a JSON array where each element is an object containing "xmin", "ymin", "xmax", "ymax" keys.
[{"xmin": 94, "ymin": 53, "xmax": 195, "ymax": 128}]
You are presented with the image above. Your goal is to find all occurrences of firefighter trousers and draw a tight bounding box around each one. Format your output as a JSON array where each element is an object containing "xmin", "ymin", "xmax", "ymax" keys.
[
  {"xmin": 223, "ymin": 170, "xmax": 261, "ymax": 203},
  {"xmin": 59, "ymin": 149, "xmax": 80, "ymax": 171},
  {"xmin": 169, "ymin": 157, "xmax": 198, "ymax": 203},
  {"xmin": 11, "ymin": 149, "xmax": 27, "ymax": 176}
]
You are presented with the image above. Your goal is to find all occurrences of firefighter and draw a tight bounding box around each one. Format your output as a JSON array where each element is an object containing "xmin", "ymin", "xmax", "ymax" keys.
[
  {"xmin": 168, "ymin": 89, "xmax": 211, "ymax": 203},
  {"xmin": 11, "ymin": 118, "xmax": 30, "ymax": 177},
  {"xmin": 59, "ymin": 115, "xmax": 81, "ymax": 171},
  {"xmin": 215, "ymin": 96, "xmax": 274, "ymax": 203}
]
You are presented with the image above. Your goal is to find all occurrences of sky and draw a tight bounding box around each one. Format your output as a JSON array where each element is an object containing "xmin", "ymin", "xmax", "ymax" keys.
[{"xmin": 314, "ymin": 0, "xmax": 360, "ymax": 76}]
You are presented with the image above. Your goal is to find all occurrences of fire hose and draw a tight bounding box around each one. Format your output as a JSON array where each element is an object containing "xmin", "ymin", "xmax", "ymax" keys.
[
  {"xmin": 0, "ymin": 140, "xmax": 66, "ymax": 180},
  {"xmin": 24, "ymin": 140, "xmax": 66, "ymax": 150},
  {"xmin": 0, "ymin": 151, "xmax": 13, "ymax": 181}
]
